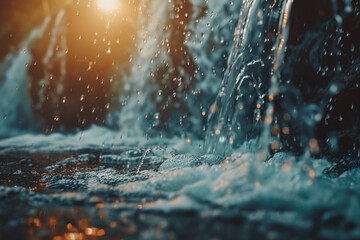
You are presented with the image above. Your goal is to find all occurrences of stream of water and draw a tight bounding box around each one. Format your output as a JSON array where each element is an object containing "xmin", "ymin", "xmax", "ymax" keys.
[{"xmin": 0, "ymin": 0, "xmax": 359, "ymax": 239}]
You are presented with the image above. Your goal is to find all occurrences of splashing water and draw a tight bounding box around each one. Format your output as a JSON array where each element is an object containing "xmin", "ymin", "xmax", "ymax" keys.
[
  {"xmin": 205, "ymin": 0, "xmax": 359, "ymax": 159},
  {"xmin": 205, "ymin": 0, "xmax": 295, "ymax": 155},
  {"xmin": 0, "ymin": 16, "xmax": 51, "ymax": 137},
  {"xmin": 0, "ymin": 0, "xmax": 359, "ymax": 239},
  {"xmin": 109, "ymin": 0, "xmax": 242, "ymax": 139},
  {"xmin": 136, "ymin": 146, "xmax": 175, "ymax": 173}
]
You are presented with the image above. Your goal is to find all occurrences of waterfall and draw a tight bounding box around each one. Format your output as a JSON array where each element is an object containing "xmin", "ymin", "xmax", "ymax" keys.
[
  {"xmin": 0, "ymin": 2, "xmax": 360, "ymax": 239},
  {"xmin": 205, "ymin": 0, "xmax": 359, "ymax": 159},
  {"xmin": 110, "ymin": 0, "xmax": 242, "ymax": 138},
  {"xmin": 0, "ymin": 16, "xmax": 51, "ymax": 138},
  {"xmin": 109, "ymin": 0, "xmax": 172, "ymax": 137},
  {"xmin": 205, "ymin": 0, "xmax": 294, "ymax": 155},
  {"xmin": 0, "ymin": 0, "xmax": 358, "ymax": 160},
  {"xmin": 0, "ymin": 0, "xmax": 242, "ymax": 139}
]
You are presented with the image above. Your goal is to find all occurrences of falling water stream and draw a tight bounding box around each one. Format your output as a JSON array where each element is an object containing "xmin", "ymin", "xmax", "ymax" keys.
[
  {"xmin": 0, "ymin": 0, "xmax": 359, "ymax": 239},
  {"xmin": 205, "ymin": 0, "xmax": 295, "ymax": 155},
  {"xmin": 0, "ymin": 16, "xmax": 51, "ymax": 137}
]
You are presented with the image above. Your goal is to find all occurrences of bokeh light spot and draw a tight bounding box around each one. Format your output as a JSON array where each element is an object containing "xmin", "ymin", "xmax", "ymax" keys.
[{"xmin": 98, "ymin": 0, "xmax": 118, "ymax": 12}]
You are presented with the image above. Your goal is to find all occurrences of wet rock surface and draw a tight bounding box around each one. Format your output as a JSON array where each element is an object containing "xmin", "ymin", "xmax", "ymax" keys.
[
  {"xmin": 0, "ymin": 1, "xmax": 359, "ymax": 239},
  {"xmin": 0, "ymin": 141, "xmax": 359, "ymax": 240}
]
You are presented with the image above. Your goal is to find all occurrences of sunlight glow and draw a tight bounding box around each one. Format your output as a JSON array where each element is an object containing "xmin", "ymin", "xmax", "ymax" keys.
[{"xmin": 97, "ymin": 0, "xmax": 118, "ymax": 12}]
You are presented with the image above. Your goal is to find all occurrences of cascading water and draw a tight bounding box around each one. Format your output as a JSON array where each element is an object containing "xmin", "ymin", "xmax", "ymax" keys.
[
  {"xmin": 108, "ymin": 0, "xmax": 173, "ymax": 136},
  {"xmin": 0, "ymin": 9, "xmax": 69, "ymax": 138},
  {"xmin": 0, "ymin": 0, "xmax": 359, "ymax": 239},
  {"xmin": 0, "ymin": 16, "xmax": 51, "ymax": 137},
  {"xmin": 205, "ymin": 0, "xmax": 359, "ymax": 159},
  {"xmin": 205, "ymin": 0, "xmax": 294, "ymax": 155},
  {"xmin": 109, "ymin": 0, "xmax": 242, "ymax": 139},
  {"xmin": 0, "ymin": 0, "xmax": 242, "ymax": 139}
]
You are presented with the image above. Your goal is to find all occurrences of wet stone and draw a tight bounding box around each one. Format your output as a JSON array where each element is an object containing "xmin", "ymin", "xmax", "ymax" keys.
[
  {"xmin": 199, "ymin": 154, "xmax": 224, "ymax": 166},
  {"xmin": 159, "ymin": 154, "xmax": 201, "ymax": 171}
]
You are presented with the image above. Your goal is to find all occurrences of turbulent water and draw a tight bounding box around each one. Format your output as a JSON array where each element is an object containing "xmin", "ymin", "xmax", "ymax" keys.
[
  {"xmin": 205, "ymin": 0, "xmax": 359, "ymax": 158},
  {"xmin": 205, "ymin": 0, "xmax": 294, "ymax": 155},
  {"xmin": 0, "ymin": 127, "xmax": 360, "ymax": 239},
  {"xmin": 0, "ymin": 0, "xmax": 359, "ymax": 239}
]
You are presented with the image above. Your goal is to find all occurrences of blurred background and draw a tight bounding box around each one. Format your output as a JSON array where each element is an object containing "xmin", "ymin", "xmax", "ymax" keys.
[
  {"xmin": 1, "ymin": 0, "xmax": 139, "ymax": 132},
  {"xmin": 0, "ymin": 0, "xmax": 241, "ymax": 139},
  {"xmin": 1, "ymin": 0, "xmax": 358, "ymax": 159}
]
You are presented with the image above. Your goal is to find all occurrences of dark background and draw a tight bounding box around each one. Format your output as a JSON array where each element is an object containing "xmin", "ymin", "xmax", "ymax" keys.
[{"xmin": 0, "ymin": 0, "xmax": 64, "ymax": 61}]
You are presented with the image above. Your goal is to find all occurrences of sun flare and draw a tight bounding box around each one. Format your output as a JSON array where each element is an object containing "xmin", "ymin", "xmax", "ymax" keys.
[{"xmin": 97, "ymin": 0, "xmax": 118, "ymax": 12}]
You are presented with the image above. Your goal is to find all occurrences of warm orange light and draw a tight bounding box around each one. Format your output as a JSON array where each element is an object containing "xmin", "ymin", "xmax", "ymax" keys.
[
  {"xmin": 85, "ymin": 228, "xmax": 98, "ymax": 236},
  {"xmin": 97, "ymin": 229, "xmax": 106, "ymax": 236},
  {"xmin": 210, "ymin": 104, "xmax": 219, "ymax": 113},
  {"xmin": 309, "ymin": 170, "xmax": 316, "ymax": 179},
  {"xmin": 282, "ymin": 162, "xmax": 292, "ymax": 172},
  {"xmin": 64, "ymin": 233, "xmax": 84, "ymax": 240},
  {"xmin": 282, "ymin": 127, "xmax": 290, "ymax": 135},
  {"xmin": 97, "ymin": 0, "xmax": 118, "ymax": 12},
  {"xmin": 309, "ymin": 138, "xmax": 320, "ymax": 154},
  {"xmin": 271, "ymin": 125, "xmax": 281, "ymax": 136}
]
